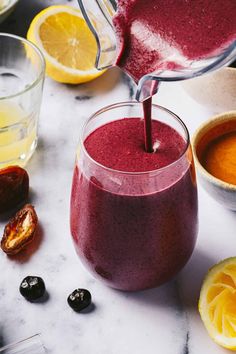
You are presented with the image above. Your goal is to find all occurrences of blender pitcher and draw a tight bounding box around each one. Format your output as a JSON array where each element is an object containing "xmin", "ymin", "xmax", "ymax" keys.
[
  {"xmin": 78, "ymin": 0, "xmax": 236, "ymax": 101},
  {"xmin": 77, "ymin": 0, "xmax": 117, "ymax": 70}
]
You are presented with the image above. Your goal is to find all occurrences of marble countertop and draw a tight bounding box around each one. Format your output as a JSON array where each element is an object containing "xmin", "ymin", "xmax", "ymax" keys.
[{"xmin": 0, "ymin": 1, "xmax": 236, "ymax": 353}]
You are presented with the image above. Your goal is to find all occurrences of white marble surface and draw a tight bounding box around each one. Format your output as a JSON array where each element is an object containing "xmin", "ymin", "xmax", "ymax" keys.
[{"xmin": 0, "ymin": 1, "xmax": 236, "ymax": 353}]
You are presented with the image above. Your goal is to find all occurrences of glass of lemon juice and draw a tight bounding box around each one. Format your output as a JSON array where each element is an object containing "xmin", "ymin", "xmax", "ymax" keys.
[{"xmin": 0, "ymin": 33, "xmax": 45, "ymax": 167}]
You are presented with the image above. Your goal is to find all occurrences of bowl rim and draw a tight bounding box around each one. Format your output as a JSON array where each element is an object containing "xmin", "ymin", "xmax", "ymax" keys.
[
  {"xmin": 192, "ymin": 111, "xmax": 236, "ymax": 191},
  {"xmin": 0, "ymin": 0, "xmax": 19, "ymax": 15}
]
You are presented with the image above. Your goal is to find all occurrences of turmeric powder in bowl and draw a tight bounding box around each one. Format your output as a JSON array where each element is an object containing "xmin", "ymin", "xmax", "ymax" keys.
[
  {"xmin": 192, "ymin": 112, "xmax": 236, "ymax": 210},
  {"xmin": 202, "ymin": 130, "xmax": 236, "ymax": 185}
]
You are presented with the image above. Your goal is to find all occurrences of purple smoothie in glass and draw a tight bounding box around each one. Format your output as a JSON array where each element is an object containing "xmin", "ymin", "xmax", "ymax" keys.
[{"xmin": 70, "ymin": 103, "xmax": 198, "ymax": 291}]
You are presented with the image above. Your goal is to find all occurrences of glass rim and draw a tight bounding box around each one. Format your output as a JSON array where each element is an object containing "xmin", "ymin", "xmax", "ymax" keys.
[
  {"xmin": 80, "ymin": 101, "xmax": 190, "ymax": 176},
  {"xmin": 0, "ymin": 33, "xmax": 46, "ymax": 101}
]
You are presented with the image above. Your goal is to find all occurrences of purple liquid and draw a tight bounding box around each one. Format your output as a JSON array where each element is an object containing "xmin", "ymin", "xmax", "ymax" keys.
[
  {"xmin": 70, "ymin": 119, "xmax": 198, "ymax": 290},
  {"xmin": 143, "ymin": 97, "xmax": 153, "ymax": 153},
  {"xmin": 114, "ymin": 0, "xmax": 236, "ymax": 82},
  {"xmin": 113, "ymin": 0, "xmax": 236, "ymax": 150}
]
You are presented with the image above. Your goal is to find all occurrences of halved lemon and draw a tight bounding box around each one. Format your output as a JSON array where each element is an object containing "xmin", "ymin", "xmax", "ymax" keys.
[
  {"xmin": 199, "ymin": 257, "xmax": 236, "ymax": 350},
  {"xmin": 27, "ymin": 5, "xmax": 105, "ymax": 84}
]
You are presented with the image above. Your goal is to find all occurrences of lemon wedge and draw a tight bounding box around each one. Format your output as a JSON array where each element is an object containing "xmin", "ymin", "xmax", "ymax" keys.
[
  {"xmin": 199, "ymin": 257, "xmax": 236, "ymax": 350},
  {"xmin": 27, "ymin": 5, "xmax": 105, "ymax": 84}
]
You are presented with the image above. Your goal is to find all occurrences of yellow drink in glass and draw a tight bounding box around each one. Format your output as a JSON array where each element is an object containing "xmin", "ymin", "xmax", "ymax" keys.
[
  {"xmin": 0, "ymin": 102, "xmax": 37, "ymax": 167},
  {"xmin": 0, "ymin": 34, "xmax": 45, "ymax": 168}
]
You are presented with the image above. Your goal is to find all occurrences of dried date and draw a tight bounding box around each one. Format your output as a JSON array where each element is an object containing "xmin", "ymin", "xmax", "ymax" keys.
[
  {"xmin": 0, "ymin": 166, "xmax": 29, "ymax": 213},
  {"xmin": 1, "ymin": 204, "xmax": 38, "ymax": 255}
]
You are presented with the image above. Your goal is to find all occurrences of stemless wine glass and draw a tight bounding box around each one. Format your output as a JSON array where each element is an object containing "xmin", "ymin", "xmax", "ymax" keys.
[
  {"xmin": 0, "ymin": 33, "xmax": 45, "ymax": 168},
  {"xmin": 0, "ymin": 334, "xmax": 46, "ymax": 354},
  {"xmin": 70, "ymin": 102, "xmax": 198, "ymax": 291}
]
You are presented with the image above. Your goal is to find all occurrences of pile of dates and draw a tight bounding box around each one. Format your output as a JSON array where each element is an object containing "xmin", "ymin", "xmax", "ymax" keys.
[{"xmin": 0, "ymin": 166, "xmax": 38, "ymax": 255}]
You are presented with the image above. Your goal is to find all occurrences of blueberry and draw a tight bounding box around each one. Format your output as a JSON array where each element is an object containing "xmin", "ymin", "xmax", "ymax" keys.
[
  {"xmin": 20, "ymin": 276, "xmax": 46, "ymax": 301},
  {"xmin": 67, "ymin": 289, "xmax": 91, "ymax": 312}
]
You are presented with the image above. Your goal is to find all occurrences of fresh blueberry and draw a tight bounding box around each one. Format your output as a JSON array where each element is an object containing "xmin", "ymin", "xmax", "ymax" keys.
[
  {"xmin": 20, "ymin": 276, "xmax": 46, "ymax": 301},
  {"xmin": 67, "ymin": 289, "xmax": 91, "ymax": 312}
]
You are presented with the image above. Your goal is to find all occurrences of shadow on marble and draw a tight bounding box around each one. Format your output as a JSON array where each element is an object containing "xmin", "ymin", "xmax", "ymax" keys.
[
  {"xmin": 7, "ymin": 223, "xmax": 44, "ymax": 264},
  {"xmin": 67, "ymin": 67, "xmax": 122, "ymax": 99},
  {"xmin": 28, "ymin": 189, "xmax": 38, "ymax": 206},
  {"xmin": 27, "ymin": 136, "xmax": 74, "ymax": 176},
  {"xmin": 113, "ymin": 280, "xmax": 181, "ymax": 310},
  {"xmin": 178, "ymin": 248, "xmax": 216, "ymax": 309},
  {"xmin": 28, "ymin": 290, "xmax": 50, "ymax": 304},
  {"xmin": 78, "ymin": 302, "xmax": 96, "ymax": 315},
  {"xmin": 0, "ymin": 328, "xmax": 5, "ymax": 349}
]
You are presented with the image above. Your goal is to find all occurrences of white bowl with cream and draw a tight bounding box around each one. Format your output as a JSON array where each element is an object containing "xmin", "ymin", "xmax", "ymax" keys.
[{"xmin": 182, "ymin": 66, "xmax": 236, "ymax": 113}]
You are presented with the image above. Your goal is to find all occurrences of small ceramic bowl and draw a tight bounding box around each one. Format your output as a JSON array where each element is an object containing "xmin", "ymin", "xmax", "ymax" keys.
[
  {"xmin": 0, "ymin": 0, "xmax": 19, "ymax": 24},
  {"xmin": 192, "ymin": 112, "xmax": 236, "ymax": 211},
  {"xmin": 182, "ymin": 67, "xmax": 236, "ymax": 112}
]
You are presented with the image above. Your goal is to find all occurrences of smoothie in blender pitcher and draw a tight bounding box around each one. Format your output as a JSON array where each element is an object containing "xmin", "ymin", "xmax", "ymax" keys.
[{"xmin": 114, "ymin": 0, "xmax": 236, "ymax": 81}]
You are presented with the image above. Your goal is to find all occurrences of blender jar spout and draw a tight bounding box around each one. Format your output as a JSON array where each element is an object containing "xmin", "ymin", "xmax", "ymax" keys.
[
  {"xmin": 136, "ymin": 76, "xmax": 160, "ymax": 102},
  {"xmin": 77, "ymin": 0, "xmax": 117, "ymax": 70}
]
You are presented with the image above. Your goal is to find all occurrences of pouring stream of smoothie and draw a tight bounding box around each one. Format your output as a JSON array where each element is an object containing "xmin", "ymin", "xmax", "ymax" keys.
[{"xmin": 143, "ymin": 97, "xmax": 153, "ymax": 153}]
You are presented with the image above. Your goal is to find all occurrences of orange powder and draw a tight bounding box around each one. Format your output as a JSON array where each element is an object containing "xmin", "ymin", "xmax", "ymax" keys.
[{"xmin": 202, "ymin": 131, "xmax": 236, "ymax": 185}]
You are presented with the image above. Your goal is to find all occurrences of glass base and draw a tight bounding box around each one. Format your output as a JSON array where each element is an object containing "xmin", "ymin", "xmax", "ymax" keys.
[
  {"xmin": 0, "ymin": 138, "xmax": 38, "ymax": 168},
  {"xmin": 0, "ymin": 334, "xmax": 46, "ymax": 354}
]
